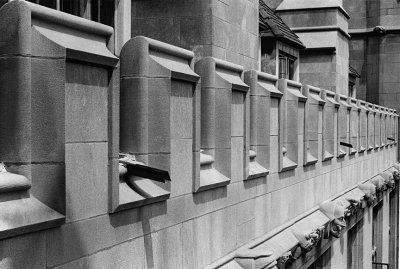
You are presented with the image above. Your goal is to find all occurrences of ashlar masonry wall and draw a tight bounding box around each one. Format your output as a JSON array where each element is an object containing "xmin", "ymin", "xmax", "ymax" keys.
[{"xmin": 0, "ymin": 1, "xmax": 397, "ymax": 269}]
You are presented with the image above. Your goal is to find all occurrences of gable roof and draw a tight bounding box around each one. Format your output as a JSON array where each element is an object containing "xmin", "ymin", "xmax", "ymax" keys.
[{"xmin": 259, "ymin": 0, "xmax": 305, "ymax": 49}]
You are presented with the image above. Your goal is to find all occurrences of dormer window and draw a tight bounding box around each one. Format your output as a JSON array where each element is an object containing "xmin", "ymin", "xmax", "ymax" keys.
[
  {"xmin": 279, "ymin": 52, "xmax": 296, "ymax": 80},
  {"xmin": 259, "ymin": 0, "xmax": 305, "ymax": 80}
]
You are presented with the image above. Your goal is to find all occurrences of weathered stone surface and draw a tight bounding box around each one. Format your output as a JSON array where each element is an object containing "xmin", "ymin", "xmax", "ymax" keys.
[
  {"xmin": 65, "ymin": 63, "xmax": 109, "ymax": 143},
  {"xmin": 31, "ymin": 58, "xmax": 65, "ymax": 162},
  {"xmin": 0, "ymin": 232, "xmax": 46, "ymax": 269},
  {"xmin": 0, "ymin": 57, "xmax": 32, "ymax": 163},
  {"xmin": 65, "ymin": 143, "xmax": 108, "ymax": 222}
]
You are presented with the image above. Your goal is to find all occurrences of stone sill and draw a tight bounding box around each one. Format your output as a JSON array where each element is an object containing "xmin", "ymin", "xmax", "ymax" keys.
[
  {"xmin": 0, "ymin": 194, "xmax": 65, "ymax": 240},
  {"xmin": 349, "ymin": 148, "xmax": 357, "ymax": 155},
  {"xmin": 280, "ymin": 156, "xmax": 297, "ymax": 172},
  {"xmin": 322, "ymin": 150, "xmax": 334, "ymax": 162},
  {"xmin": 358, "ymin": 146, "xmax": 366, "ymax": 153},
  {"xmin": 367, "ymin": 145, "xmax": 374, "ymax": 151},
  {"xmin": 196, "ymin": 168, "xmax": 230, "ymax": 193},
  {"xmin": 304, "ymin": 151, "xmax": 318, "ymax": 166},
  {"xmin": 337, "ymin": 148, "xmax": 347, "ymax": 158},
  {"xmin": 113, "ymin": 179, "xmax": 170, "ymax": 213},
  {"xmin": 246, "ymin": 150, "xmax": 269, "ymax": 180},
  {"xmin": 247, "ymin": 162, "xmax": 269, "ymax": 180}
]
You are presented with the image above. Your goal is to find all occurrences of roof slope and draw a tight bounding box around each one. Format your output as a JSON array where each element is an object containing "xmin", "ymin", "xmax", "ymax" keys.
[
  {"xmin": 259, "ymin": 0, "xmax": 305, "ymax": 49},
  {"xmin": 349, "ymin": 65, "xmax": 361, "ymax": 78}
]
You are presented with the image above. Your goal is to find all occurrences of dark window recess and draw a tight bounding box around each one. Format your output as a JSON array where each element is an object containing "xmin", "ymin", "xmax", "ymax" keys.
[
  {"xmin": 279, "ymin": 53, "xmax": 296, "ymax": 80},
  {"xmin": 260, "ymin": 37, "xmax": 276, "ymax": 75},
  {"xmin": 373, "ymin": 201, "xmax": 384, "ymax": 263},
  {"xmin": 26, "ymin": 0, "xmax": 115, "ymax": 27},
  {"xmin": 349, "ymin": 83, "xmax": 355, "ymax": 98},
  {"xmin": 307, "ymin": 248, "xmax": 331, "ymax": 269}
]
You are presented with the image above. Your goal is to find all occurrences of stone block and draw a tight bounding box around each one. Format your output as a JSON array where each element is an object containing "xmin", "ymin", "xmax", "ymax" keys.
[
  {"xmin": 270, "ymin": 136, "xmax": 280, "ymax": 173},
  {"xmin": 171, "ymin": 80, "xmax": 194, "ymax": 140},
  {"xmin": 236, "ymin": 218, "xmax": 255, "ymax": 247},
  {"xmin": 147, "ymin": 153, "xmax": 171, "ymax": 175},
  {"xmin": 151, "ymin": 224, "xmax": 183, "ymax": 269},
  {"xmin": 31, "ymin": 27, "xmax": 65, "ymax": 58},
  {"xmin": 46, "ymin": 216, "xmax": 102, "ymax": 267},
  {"xmin": 215, "ymin": 148, "xmax": 232, "ymax": 178},
  {"xmin": 0, "ymin": 1, "xmax": 31, "ymax": 56},
  {"xmin": 108, "ymin": 65, "xmax": 120, "ymax": 158},
  {"xmin": 65, "ymin": 62, "xmax": 108, "ymax": 143},
  {"xmin": 215, "ymin": 89, "xmax": 232, "ymax": 148},
  {"xmin": 120, "ymin": 77, "xmax": 149, "ymax": 154},
  {"xmin": 52, "ymin": 237, "xmax": 146, "ymax": 269},
  {"xmin": 170, "ymin": 138, "xmax": 193, "ymax": 197},
  {"xmin": 180, "ymin": 15, "xmax": 213, "ymax": 48},
  {"xmin": 201, "ymin": 87, "xmax": 217, "ymax": 148},
  {"xmin": 31, "ymin": 163, "xmax": 65, "ymax": 214},
  {"xmin": 253, "ymin": 145, "xmax": 270, "ymax": 170},
  {"xmin": 0, "ymin": 231, "xmax": 46, "ymax": 269},
  {"xmin": 65, "ymin": 142, "xmax": 108, "ymax": 222},
  {"xmin": 131, "ymin": 17, "xmax": 181, "ymax": 48},
  {"xmin": 231, "ymin": 136, "xmax": 244, "ymax": 182},
  {"xmin": 0, "ymin": 57, "xmax": 32, "ymax": 163},
  {"xmin": 31, "ymin": 58, "xmax": 65, "ymax": 162},
  {"xmin": 231, "ymin": 91, "xmax": 245, "ymax": 137},
  {"xmin": 270, "ymin": 98, "xmax": 280, "ymax": 136},
  {"xmin": 212, "ymin": 17, "xmax": 229, "ymax": 49},
  {"xmin": 181, "ymin": 219, "xmax": 199, "ymax": 268},
  {"xmin": 147, "ymin": 78, "xmax": 171, "ymax": 153},
  {"xmin": 251, "ymin": 96, "xmax": 269, "ymax": 146}
]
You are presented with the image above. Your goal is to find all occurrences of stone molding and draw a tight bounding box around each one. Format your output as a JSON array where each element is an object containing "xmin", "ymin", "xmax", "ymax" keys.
[
  {"xmin": 194, "ymin": 57, "xmax": 249, "ymax": 192},
  {"xmin": 213, "ymin": 164, "xmax": 400, "ymax": 269},
  {"xmin": 0, "ymin": 0, "xmax": 117, "ymax": 238},
  {"xmin": 118, "ymin": 36, "xmax": 199, "ymax": 211}
]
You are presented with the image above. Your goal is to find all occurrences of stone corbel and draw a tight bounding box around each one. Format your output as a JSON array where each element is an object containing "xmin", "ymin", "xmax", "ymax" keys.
[
  {"xmin": 343, "ymin": 198, "xmax": 360, "ymax": 216},
  {"xmin": 390, "ymin": 165, "xmax": 400, "ymax": 181},
  {"xmin": 320, "ymin": 201, "xmax": 346, "ymax": 238},
  {"xmin": 234, "ymin": 249, "xmax": 277, "ymax": 269},
  {"xmin": 292, "ymin": 226, "xmax": 325, "ymax": 255},
  {"xmin": 380, "ymin": 171, "xmax": 395, "ymax": 190},
  {"xmin": 341, "ymin": 187, "xmax": 366, "ymax": 215},
  {"xmin": 358, "ymin": 182, "xmax": 377, "ymax": 206},
  {"xmin": 276, "ymin": 251, "xmax": 294, "ymax": 269},
  {"xmin": 370, "ymin": 175, "xmax": 387, "ymax": 192},
  {"xmin": 393, "ymin": 170, "xmax": 400, "ymax": 181}
]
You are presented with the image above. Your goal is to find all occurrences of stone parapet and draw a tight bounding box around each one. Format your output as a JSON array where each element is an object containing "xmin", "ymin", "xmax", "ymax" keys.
[{"xmin": 0, "ymin": 0, "xmax": 117, "ymax": 239}]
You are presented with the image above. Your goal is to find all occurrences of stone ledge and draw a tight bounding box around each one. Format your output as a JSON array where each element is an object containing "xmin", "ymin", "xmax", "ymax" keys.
[
  {"xmin": 247, "ymin": 150, "xmax": 269, "ymax": 180},
  {"xmin": 205, "ymin": 164, "xmax": 400, "ymax": 269},
  {"xmin": 196, "ymin": 152, "xmax": 231, "ymax": 193},
  {"xmin": 276, "ymin": 0, "xmax": 350, "ymax": 19},
  {"xmin": 0, "ymin": 194, "xmax": 64, "ymax": 240}
]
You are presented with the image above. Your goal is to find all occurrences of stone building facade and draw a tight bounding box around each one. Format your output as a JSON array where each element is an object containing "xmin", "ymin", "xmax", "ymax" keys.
[{"xmin": 0, "ymin": 0, "xmax": 398, "ymax": 269}]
